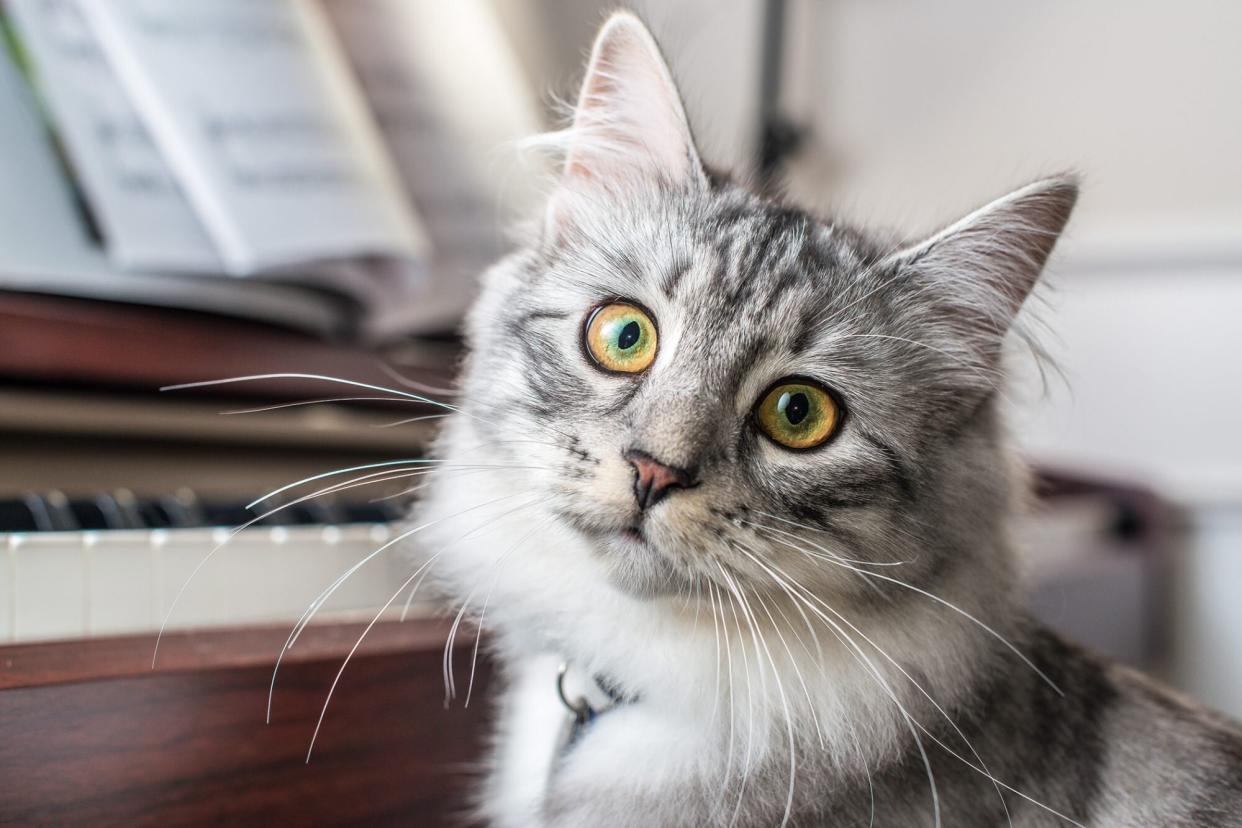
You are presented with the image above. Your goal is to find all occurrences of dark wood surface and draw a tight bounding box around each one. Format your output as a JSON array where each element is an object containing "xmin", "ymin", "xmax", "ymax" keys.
[
  {"xmin": 0, "ymin": 293, "xmax": 458, "ymax": 400},
  {"xmin": 0, "ymin": 620, "xmax": 461, "ymax": 691},
  {"xmin": 0, "ymin": 620, "xmax": 495, "ymax": 826}
]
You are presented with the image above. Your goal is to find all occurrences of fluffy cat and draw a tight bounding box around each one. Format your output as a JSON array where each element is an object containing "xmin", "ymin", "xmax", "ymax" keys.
[{"xmin": 414, "ymin": 11, "xmax": 1242, "ymax": 827}]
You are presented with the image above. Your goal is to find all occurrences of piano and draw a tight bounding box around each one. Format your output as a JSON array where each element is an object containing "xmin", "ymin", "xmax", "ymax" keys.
[{"xmin": 0, "ymin": 295, "xmax": 493, "ymax": 825}]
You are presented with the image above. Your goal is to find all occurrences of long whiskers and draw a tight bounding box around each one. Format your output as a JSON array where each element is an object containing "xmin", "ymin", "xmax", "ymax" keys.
[
  {"xmin": 728, "ymin": 544, "xmax": 943, "ymax": 827},
  {"xmin": 449, "ymin": 515, "xmax": 553, "ymax": 708},
  {"xmin": 153, "ymin": 463, "xmax": 448, "ymax": 665},
  {"xmin": 267, "ymin": 492, "xmax": 535, "ymax": 723},
  {"xmin": 377, "ymin": 360, "xmax": 461, "ymax": 397},
  {"xmin": 749, "ymin": 510, "xmax": 912, "ymax": 567},
  {"xmin": 732, "ymin": 539, "xmax": 1087, "ymax": 826},
  {"xmin": 736, "ymin": 540, "xmax": 1013, "ymax": 827},
  {"xmin": 717, "ymin": 570, "xmax": 760, "ymax": 828},
  {"xmin": 303, "ymin": 496, "xmax": 540, "ymax": 763},
  {"xmin": 748, "ymin": 519, "xmax": 1063, "ymax": 696},
  {"xmin": 221, "ymin": 396, "xmax": 436, "ymax": 415},
  {"xmin": 163, "ymin": 373, "xmax": 452, "ymax": 409},
  {"xmin": 163, "ymin": 371, "xmax": 578, "ymax": 444}
]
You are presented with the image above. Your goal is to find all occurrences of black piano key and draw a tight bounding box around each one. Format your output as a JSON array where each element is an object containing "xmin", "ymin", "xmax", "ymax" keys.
[
  {"xmin": 24, "ymin": 492, "xmax": 78, "ymax": 532},
  {"xmin": 277, "ymin": 503, "xmax": 329, "ymax": 525},
  {"xmin": 68, "ymin": 500, "xmax": 111, "ymax": 530},
  {"xmin": 1, "ymin": 488, "xmax": 412, "ymax": 533},
  {"xmin": 137, "ymin": 499, "xmax": 175, "ymax": 529},
  {"xmin": 340, "ymin": 502, "xmax": 393, "ymax": 524},
  {"xmin": 299, "ymin": 500, "xmax": 344, "ymax": 525},
  {"xmin": 0, "ymin": 499, "xmax": 40, "ymax": 532},
  {"xmin": 200, "ymin": 501, "xmax": 262, "ymax": 528},
  {"xmin": 110, "ymin": 490, "xmax": 145, "ymax": 529},
  {"xmin": 159, "ymin": 490, "xmax": 205, "ymax": 528},
  {"xmin": 93, "ymin": 494, "xmax": 131, "ymax": 530}
]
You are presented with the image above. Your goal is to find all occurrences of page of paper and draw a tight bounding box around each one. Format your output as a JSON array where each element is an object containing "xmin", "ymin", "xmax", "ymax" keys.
[
  {"xmin": 7, "ymin": 0, "xmax": 220, "ymax": 272},
  {"xmin": 0, "ymin": 44, "xmax": 348, "ymax": 336},
  {"xmin": 81, "ymin": 0, "xmax": 428, "ymax": 275},
  {"xmin": 320, "ymin": 0, "xmax": 547, "ymax": 336}
]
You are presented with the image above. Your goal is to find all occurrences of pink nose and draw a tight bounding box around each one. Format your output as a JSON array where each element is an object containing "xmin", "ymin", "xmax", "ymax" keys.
[{"xmin": 623, "ymin": 449, "xmax": 695, "ymax": 510}]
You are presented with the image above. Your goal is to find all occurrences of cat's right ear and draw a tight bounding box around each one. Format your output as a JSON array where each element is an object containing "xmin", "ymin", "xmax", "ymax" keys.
[
  {"xmin": 553, "ymin": 12, "xmax": 707, "ymax": 201},
  {"xmin": 881, "ymin": 176, "xmax": 1078, "ymax": 374}
]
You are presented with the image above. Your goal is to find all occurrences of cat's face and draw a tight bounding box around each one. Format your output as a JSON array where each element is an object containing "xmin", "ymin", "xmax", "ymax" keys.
[{"xmin": 450, "ymin": 15, "xmax": 1075, "ymax": 606}]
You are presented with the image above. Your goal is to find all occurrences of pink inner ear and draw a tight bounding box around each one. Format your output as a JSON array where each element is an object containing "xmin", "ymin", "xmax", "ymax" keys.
[{"xmin": 564, "ymin": 16, "xmax": 702, "ymax": 187}]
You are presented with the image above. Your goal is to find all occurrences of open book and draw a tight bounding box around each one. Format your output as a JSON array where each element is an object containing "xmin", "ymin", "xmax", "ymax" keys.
[{"xmin": 1, "ymin": 0, "xmax": 543, "ymax": 339}]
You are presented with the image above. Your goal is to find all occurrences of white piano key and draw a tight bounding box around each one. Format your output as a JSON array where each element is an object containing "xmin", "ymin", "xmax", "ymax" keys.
[
  {"xmin": 12, "ymin": 532, "xmax": 89, "ymax": 642},
  {"xmin": 217, "ymin": 526, "xmax": 308, "ymax": 626},
  {"xmin": 156, "ymin": 528, "xmax": 239, "ymax": 631},
  {"xmin": 86, "ymin": 530, "xmax": 160, "ymax": 637},
  {"xmin": 0, "ymin": 522, "xmax": 431, "ymax": 645},
  {"xmin": 1, "ymin": 536, "xmax": 16, "ymax": 642}
]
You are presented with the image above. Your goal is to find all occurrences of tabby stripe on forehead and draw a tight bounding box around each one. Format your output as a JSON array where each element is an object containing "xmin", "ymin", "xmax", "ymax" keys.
[
  {"xmin": 660, "ymin": 256, "xmax": 693, "ymax": 298},
  {"xmin": 744, "ymin": 208, "xmax": 805, "ymax": 275},
  {"xmin": 516, "ymin": 308, "xmax": 570, "ymax": 326},
  {"xmin": 788, "ymin": 305, "xmax": 821, "ymax": 355},
  {"xmin": 759, "ymin": 268, "xmax": 800, "ymax": 312}
]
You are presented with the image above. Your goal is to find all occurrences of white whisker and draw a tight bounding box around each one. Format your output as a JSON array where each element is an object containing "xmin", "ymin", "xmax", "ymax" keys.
[
  {"xmin": 739, "ymin": 540, "xmax": 1013, "ymax": 827},
  {"xmin": 153, "ymin": 464, "xmax": 456, "ymax": 666},
  {"xmin": 372, "ymin": 413, "xmax": 452, "ymax": 429},
  {"xmin": 221, "ymin": 396, "xmax": 428, "ymax": 415},
  {"xmin": 377, "ymin": 360, "xmax": 461, "ymax": 396},
  {"xmin": 716, "ymin": 565, "xmax": 761, "ymax": 828},
  {"xmin": 749, "ymin": 519, "xmax": 1063, "ymax": 696},
  {"xmin": 727, "ymin": 545, "xmax": 941, "ymax": 827},
  {"xmin": 755, "ymin": 543, "xmax": 1083, "ymax": 826},
  {"xmin": 267, "ymin": 492, "xmax": 534, "ymax": 722},
  {"xmin": 461, "ymin": 516, "xmax": 553, "ymax": 707}
]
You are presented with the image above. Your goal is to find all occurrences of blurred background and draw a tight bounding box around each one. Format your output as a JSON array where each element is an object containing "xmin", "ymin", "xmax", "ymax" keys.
[{"xmin": 1, "ymin": 1, "xmax": 1239, "ymax": 824}]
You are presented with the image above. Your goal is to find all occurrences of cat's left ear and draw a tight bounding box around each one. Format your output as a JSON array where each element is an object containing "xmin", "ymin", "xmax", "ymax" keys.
[
  {"xmin": 884, "ymin": 176, "xmax": 1078, "ymax": 352},
  {"xmin": 561, "ymin": 12, "xmax": 706, "ymax": 189}
]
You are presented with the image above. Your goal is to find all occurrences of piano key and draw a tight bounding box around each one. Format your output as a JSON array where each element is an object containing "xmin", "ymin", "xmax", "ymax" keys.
[
  {"xmin": 0, "ymin": 499, "xmax": 40, "ymax": 532},
  {"xmin": 12, "ymin": 533, "xmax": 88, "ymax": 641}
]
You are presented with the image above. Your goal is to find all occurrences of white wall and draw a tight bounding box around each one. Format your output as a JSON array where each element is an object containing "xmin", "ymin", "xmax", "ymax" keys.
[{"xmin": 787, "ymin": 0, "xmax": 1242, "ymax": 247}]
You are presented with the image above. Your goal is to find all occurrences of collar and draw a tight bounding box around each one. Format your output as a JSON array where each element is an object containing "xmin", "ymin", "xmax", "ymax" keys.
[{"xmin": 556, "ymin": 661, "xmax": 635, "ymax": 749}]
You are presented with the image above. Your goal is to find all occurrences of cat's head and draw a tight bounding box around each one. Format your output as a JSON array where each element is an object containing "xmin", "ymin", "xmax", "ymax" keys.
[{"xmin": 451, "ymin": 12, "xmax": 1075, "ymax": 610}]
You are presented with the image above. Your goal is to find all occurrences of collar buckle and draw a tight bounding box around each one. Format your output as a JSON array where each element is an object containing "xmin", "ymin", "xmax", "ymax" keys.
[{"xmin": 556, "ymin": 661, "xmax": 595, "ymax": 724}]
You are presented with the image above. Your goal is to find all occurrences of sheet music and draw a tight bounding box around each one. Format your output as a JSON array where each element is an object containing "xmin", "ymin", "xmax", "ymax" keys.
[
  {"xmin": 320, "ymin": 0, "xmax": 546, "ymax": 333},
  {"xmin": 7, "ymin": 0, "xmax": 220, "ymax": 271},
  {"xmin": 0, "ymin": 44, "xmax": 350, "ymax": 335},
  {"xmin": 81, "ymin": 0, "xmax": 428, "ymax": 275}
]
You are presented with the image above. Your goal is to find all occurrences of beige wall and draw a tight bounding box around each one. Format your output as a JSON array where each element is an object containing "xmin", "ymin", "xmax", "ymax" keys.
[
  {"xmin": 495, "ymin": 0, "xmax": 765, "ymax": 172},
  {"xmin": 786, "ymin": 0, "xmax": 1242, "ymax": 256}
]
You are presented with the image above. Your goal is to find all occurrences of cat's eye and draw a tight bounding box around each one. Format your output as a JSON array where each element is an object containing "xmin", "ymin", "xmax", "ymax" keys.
[
  {"xmin": 583, "ymin": 302, "xmax": 658, "ymax": 374},
  {"xmin": 754, "ymin": 379, "xmax": 841, "ymax": 450}
]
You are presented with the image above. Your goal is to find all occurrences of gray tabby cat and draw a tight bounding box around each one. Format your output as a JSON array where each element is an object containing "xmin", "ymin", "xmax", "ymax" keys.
[{"xmin": 415, "ymin": 11, "xmax": 1242, "ymax": 827}]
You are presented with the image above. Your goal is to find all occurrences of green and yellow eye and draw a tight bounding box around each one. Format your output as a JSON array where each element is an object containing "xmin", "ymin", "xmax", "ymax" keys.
[
  {"xmin": 583, "ymin": 302, "xmax": 658, "ymax": 374},
  {"xmin": 755, "ymin": 379, "xmax": 841, "ymax": 450}
]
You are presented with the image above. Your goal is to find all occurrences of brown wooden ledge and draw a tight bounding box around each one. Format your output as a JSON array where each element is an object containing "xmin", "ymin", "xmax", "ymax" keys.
[{"xmin": 0, "ymin": 619, "xmax": 494, "ymax": 826}]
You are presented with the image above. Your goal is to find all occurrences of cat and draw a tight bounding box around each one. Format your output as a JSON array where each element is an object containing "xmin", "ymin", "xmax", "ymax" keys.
[{"xmin": 413, "ymin": 11, "xmax": 1242, "ymax": 827}]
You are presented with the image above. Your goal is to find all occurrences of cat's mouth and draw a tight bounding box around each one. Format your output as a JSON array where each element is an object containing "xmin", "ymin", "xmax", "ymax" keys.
[{"xmin": 591, "ymin": 523, "xmax": 683, "ymax": 598}]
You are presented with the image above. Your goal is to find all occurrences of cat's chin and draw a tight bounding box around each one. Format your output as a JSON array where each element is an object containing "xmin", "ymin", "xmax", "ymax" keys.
[{"xmin": 595, "ymin": 527, "xmax": 683, "ymax": 599}]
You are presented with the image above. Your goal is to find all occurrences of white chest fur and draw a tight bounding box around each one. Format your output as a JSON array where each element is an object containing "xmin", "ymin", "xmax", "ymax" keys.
[{"xmin": 482, "ymin": 653, "xmax": 719, "ymax": 828}]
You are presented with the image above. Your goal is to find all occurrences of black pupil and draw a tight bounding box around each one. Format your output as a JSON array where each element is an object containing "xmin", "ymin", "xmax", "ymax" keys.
[
  {"xmin": 784, "ymin": 392, "xmax": 810, "ymax": 426},
  {"xmin": 617, "ymin": 320, "xmax": 641, "ymax": 350}
]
